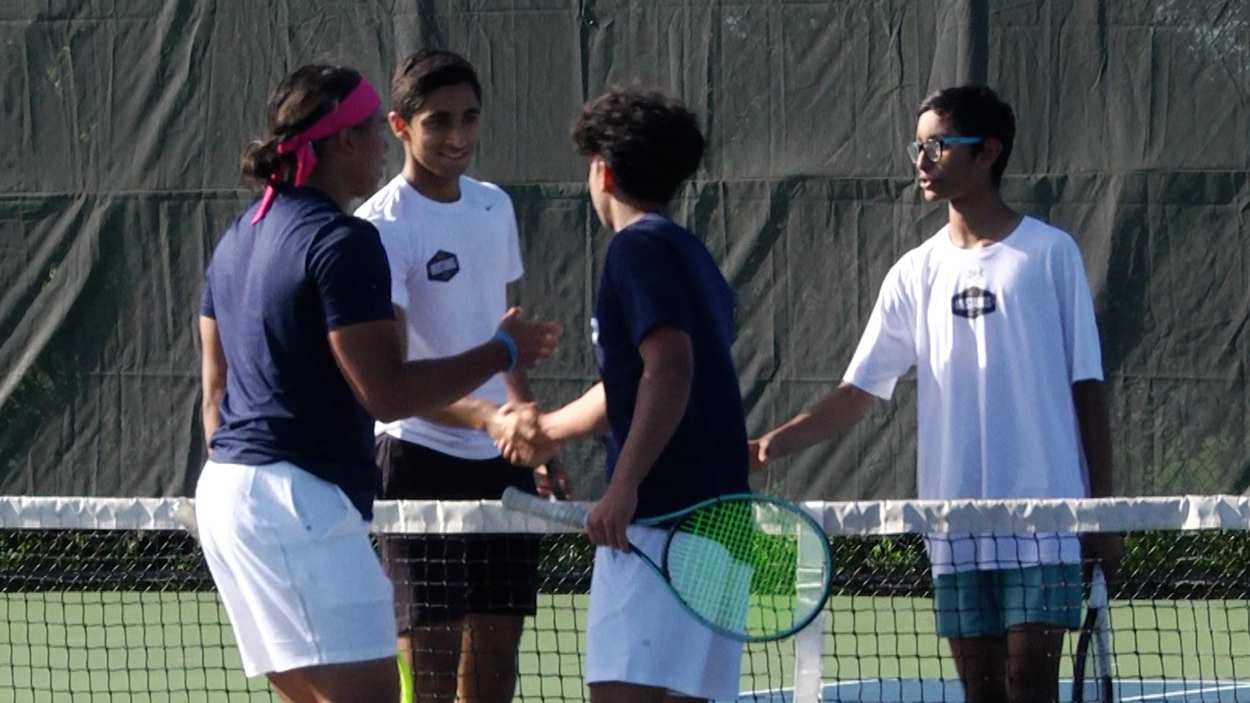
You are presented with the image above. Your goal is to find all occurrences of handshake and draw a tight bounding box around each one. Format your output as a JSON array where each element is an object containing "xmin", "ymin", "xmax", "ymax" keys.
[
  {"xmin": 486, "ymin": 401, "xmax": 569, "ymax": 498},
  {"xmin": 486, "ymin": 401, "xmax": 558, "ymax": 466}
]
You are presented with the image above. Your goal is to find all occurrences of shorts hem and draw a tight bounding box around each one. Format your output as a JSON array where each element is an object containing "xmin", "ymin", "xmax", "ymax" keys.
[
  {"xmin": 936, "ymin": 614, "xmax": 1083, "ymax": 638},
  {"xmin": 247, "ymin": 644, "xmax": 399, "ymax": 677},
  {"xmin": 585, "ymin": 674, "xmax": 737, "ymax": 701},
  {"xmin": 402, "ymin": 606, "xmax": 540, "ymax": 628}
]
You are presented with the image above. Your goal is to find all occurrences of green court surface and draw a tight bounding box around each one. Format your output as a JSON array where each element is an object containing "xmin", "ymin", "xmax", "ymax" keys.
[
  {"xmin": 824, "ymin": 595, "xmax": 1250, "ymax": 681},
  {"xmin": 3, "ymin": 592, "xmax": 1248, "ymax": 701},
  {"xmin": 0, "ymin": 591, "xmax": 270, "ymax": 702}
]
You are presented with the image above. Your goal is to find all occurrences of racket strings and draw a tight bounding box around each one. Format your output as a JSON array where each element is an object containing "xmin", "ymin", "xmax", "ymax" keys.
[{"xmin": 666, "ymin": 499, "xmax": 831, "ymax": 640}]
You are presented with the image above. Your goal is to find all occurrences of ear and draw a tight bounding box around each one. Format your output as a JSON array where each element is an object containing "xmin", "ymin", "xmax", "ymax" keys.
[
  {"xmin": 317, "ymin": 130, "xmax": 353, "ymax": 162},
  {"xmin": 978, "ymin": 137, "xmax": 1003, "ymax": 168},
  {"xmin": 601, "ymin": 160, "xmax": 617, "ymax": 194},
  {"xmin": 387, "ymin": 110, "xmax": 410, "ymax": 141}
]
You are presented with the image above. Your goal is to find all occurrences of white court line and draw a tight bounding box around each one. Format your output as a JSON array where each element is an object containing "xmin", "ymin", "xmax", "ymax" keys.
[{"xmin": 1119, "ymin": 681, "xmax": 1250, "ymax": 702}]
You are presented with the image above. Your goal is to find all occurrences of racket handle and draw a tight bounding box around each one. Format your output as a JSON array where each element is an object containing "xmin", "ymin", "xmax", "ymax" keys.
[
  {"xmin": 1088, "ymin": 563, "xmax": 1108, "ymax": 608},
  {"xmin": 501, "ymin": 486, "xmax": 588, "ymax": 528}
]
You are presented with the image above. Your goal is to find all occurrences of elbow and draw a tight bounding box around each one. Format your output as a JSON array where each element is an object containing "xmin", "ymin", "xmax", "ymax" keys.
[
  {"xmin": 350, "ymin": 381, "xmax": 404, "ymax": 422},
  {"xmin": 371, "ymin": 407, "xmax": 404, "ymax": 424},
  {"xmin": 643, "ymin": 363, "xmax": 693, "ymax": 396},
  {"xmin": 365, "ymin": 395, "xmax": 406, "ymax": 423}
]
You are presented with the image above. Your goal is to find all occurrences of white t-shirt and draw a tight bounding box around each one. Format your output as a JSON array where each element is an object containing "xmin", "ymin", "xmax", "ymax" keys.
[
  {"xmin": 355, "ymin": 175, "xmax": 523, "ymax": 459},
  {"xmin": 844, "ymin": 216, "xmax": 1103, "ymax": 573}
]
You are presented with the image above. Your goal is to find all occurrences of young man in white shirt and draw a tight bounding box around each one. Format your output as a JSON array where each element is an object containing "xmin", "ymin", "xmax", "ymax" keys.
[
  {"xmin": 356, "ymin": 50, "xmax": 564, "ymax": 703},
  {"xmin": 751, "ymin": 85, "xmax": 1121, "ymax": 703}
]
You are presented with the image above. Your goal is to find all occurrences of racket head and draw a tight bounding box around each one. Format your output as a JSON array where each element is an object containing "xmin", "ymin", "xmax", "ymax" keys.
[{"xmin": 657, "ymin": 493, "xmax": 833, "ymax": 642}]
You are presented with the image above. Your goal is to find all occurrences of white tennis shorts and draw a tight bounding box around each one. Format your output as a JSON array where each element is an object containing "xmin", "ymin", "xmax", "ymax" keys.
[
  {"xmin": 585, "ymin": 525, "xmax": 743, "ymax": 700},
  {"xmin": 194, "ymin": 460, "xmax": 396, "ymax": 676}
]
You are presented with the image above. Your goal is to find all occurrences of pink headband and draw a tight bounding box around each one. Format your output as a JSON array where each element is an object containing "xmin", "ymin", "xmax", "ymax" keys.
[{"xmin": 251, "ymin": 78, "xmax": 382, "ymax": 223}]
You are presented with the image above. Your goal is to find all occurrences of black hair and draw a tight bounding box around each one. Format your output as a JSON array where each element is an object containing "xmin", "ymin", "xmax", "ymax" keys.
[
  {"xmin": 571, "ymin": 87, "xmax": 704, "ymax": 204},
  {"xmin": 391, "ymin": 49, "xmax": 482, "ymax": 120},
  {"xmin": 240, "ymin": 64, "xmax": 363, "ymax": 185},
  {"xmin": 917, "ymin": 85, "xmax": 1016, "ymax": 187}
]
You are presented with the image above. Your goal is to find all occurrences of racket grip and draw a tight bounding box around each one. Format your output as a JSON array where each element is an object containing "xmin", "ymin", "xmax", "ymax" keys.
[
  {"xmin": 1088, "ymin": 563, "xmax": 1108, "ymax": 608},
  {"xmin": 501, "ymin": 486, "xmax": 588, "ymax": 528}
]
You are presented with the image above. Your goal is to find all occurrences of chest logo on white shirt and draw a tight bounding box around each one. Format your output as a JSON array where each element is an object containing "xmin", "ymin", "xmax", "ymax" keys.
[
  {"xmin": 426, "ymin": 250, "xmax": 460, "ymax": 282},
  {"xmin": 952, "ymin": 286, "xmax": 997, "ymax": 319}
]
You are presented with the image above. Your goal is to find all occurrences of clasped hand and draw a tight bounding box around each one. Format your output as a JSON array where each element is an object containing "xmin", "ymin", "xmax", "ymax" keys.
[{"xmin": 489, "ymin": 401, "xmax": 559, "ymax": 468}]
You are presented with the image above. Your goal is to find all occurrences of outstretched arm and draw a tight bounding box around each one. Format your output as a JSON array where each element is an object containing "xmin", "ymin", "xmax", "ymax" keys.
[
  {"xmin": 386, "ymin": 303, "xmax": 509, "ymax": 431},
  {"xmin": 329, "ymin": 307, "xmax": 561, "ymax": 423},
  {"xmin": 538, "ymin": 382, "xmax": 610, "ymax": 442},
  {"xmin": 751, "ymin": 382, "xmax": 877, "ymax": 469}
]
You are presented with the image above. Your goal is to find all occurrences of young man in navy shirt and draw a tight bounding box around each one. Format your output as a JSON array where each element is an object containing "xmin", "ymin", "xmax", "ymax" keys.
[
  {"xmin": 515, "ymin": 88, "xmax": 748, "ymax": 703},
  {"xmin": 196, "ymin": 64, "xmax": 560, "ymax": 702}
]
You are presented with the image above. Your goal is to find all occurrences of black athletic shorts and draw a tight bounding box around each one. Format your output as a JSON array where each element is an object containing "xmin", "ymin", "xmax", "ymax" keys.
[{"xmin": 375, "ymin": 435, "xmax": 541, "ymax": 628}]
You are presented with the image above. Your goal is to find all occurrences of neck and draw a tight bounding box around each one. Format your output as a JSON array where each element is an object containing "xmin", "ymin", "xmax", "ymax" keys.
[
  {"xmin": 403, "ymin": 158, "xmax": 461, "ymax": 202},
  {"xmin": 946, "ymin": 186, "xmax": 1020, "ymax": 248},
  {"xmin": 607, "ymin": 197, "xmax": 666, "ymax": 233},
  {"xmin": 304, "ymin": 171, "xmax": 355, "ymax": 213}
]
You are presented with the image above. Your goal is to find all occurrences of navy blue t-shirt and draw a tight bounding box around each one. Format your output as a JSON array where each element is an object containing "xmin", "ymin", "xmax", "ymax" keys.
[
  {"xmin": 593, "ymin": 214, "xmax": 749, "ymax": 520},
  {"xmin": 200, "ymin": 187, "xmax": 394, "ymax": 520}
]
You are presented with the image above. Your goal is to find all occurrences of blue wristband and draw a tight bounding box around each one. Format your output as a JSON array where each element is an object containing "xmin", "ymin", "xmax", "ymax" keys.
[{"xmin": 493, "ymin": 329, "xmax": 518, "ymax": 371}]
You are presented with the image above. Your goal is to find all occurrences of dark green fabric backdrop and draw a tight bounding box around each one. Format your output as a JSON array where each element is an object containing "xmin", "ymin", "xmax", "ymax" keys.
[{"xmin": 1, "ymin": 1, "xmax": 1246, "ymax": 499}]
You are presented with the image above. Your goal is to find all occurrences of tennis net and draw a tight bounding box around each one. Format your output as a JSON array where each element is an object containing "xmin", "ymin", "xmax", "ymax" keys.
[{"xmin": 1, "ymin": 495, "xmax": 1248, "ymax": 702}]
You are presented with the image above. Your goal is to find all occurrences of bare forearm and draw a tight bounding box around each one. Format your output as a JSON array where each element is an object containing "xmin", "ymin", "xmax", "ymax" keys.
[
  {"xmin": 1073, "ymin": 380, "xmax": 1113, "ymax": 497},
  {"xmin": 504, "ymin": 370, "xmax": 534, "ymax": 403},
  {"xmin": 764, "ymin": 382, "xmax": 875, "ymax": 459},
  {"xmin": 198, "ymin": 315, "xmax": 227, "ymax": 449},
  {"xmin": 416, "ymin": 396, "xmax": 500, "ymax": 431},
  {"xmin": 541, "ymin": 383, "xmax": 609, "ymax": 442},
  {"xmin": 331, "ymin": 324, "xmax": 512, "ymax": 423},
  {"xmin": 610, "ymin": 368, "xmax": 691, "ymax": 490},
  {"xmin": 201, "ymin": 391, "xmax": 223, "ymax": 446},
  {"xmin": 385, "ymin": 346, "xmax": 511, "ymax": 421}
]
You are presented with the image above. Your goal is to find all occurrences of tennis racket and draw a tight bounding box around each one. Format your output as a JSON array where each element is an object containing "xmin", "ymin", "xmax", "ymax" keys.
[
  {"xmin": 501, "ymin": 487, "xmax": 834, "ymax": 642},
  {"xmin": 1072, "ymin": 563, "xmax": 1115, "ymax": 702}
]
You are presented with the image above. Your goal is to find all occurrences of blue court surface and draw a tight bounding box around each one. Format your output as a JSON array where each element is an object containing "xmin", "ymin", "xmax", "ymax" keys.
[{"xmin": 741, "ymin": 678, "xmax": 1250, "ymax": 701}]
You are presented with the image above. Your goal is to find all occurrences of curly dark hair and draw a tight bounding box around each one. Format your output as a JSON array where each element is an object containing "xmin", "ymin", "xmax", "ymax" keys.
[
  {"xmin": 571, "ymin": 88, "xmax": 704, "ymax": 204},
  {"xmin": 391, "ymin": 49, "xmax": 482, "ymax": 120},
  {"xmin": 918, "ymin": 85, "xmax": 1016, "ymax": 187}
]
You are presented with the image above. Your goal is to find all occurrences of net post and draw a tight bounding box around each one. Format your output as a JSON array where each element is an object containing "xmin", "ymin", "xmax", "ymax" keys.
[{"xmin": 793, "ymin": 502, "xmax": 826, "ymax": 702}]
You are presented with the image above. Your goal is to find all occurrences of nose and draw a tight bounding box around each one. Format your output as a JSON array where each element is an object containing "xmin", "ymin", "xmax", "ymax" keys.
[
  {"xmin": 914, "ymin": 148, "xmax": 934, "ymax": 172},
  {"xmin": 911, "ymin": 145, "xmax": 927, "ymax": 169}
]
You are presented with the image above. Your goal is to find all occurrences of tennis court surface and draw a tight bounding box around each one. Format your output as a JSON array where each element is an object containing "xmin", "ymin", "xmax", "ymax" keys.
[
  {"xmin": 743, "ymin": 678, "xmax": 1250, "ymax": 701},
  {"xmin": 2, "ymin": 495, "xmax": 1247, "ymax": 702}
]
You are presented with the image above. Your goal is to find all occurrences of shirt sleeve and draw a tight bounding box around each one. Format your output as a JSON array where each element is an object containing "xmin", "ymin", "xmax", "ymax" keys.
[
  {"xmin": 1057, "ymin": 238, "xmax": 1104, "ymax": 383},
  {"xmin": 604, "ymin": 231, "xmax": 693, "ymax": 348},
  {"xmin": 199, "ymin": 272, "xmax": 215, "ymax": 319},
  {"xmin": 843, "ymin": 259, "xmax": 918, "ymax": 399},
  {"xmin": 357, "ymin": 204, "xmax": 413, "ymax": 312},
  {"xmin": 502, "ymin": 195, "xmax": 524, "ymax": 283},
  {"xmin": 307, "ymin": 218, "xmax": 395, "ymax": 330}
]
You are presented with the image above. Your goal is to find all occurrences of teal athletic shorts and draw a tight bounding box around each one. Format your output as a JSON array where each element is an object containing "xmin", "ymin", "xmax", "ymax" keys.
[{"xmin": 933, "ymin": 564, "xmax": 1083, "ymax": 637}]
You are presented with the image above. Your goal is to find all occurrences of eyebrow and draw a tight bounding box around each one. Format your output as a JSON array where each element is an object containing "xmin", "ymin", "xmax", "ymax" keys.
[{"xmin": 423, "ymin": 107, "xmax": 481, "ymax": 119}]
